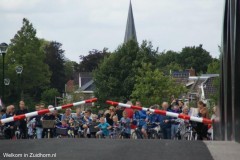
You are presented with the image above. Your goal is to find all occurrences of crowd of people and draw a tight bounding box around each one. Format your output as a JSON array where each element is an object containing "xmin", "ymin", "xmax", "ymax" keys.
[{"xmin": 0, "ymin": 99, "xmax": 215, "ymax": 140}]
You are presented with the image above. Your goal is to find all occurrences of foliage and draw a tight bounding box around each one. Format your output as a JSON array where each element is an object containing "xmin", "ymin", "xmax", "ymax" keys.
[
  {"xmin": 161, "ymin": 62, "xmax": 183, "ymax": 75},
  {"xmin": 64, "ymin": 60, "xmax": 79, "ymax": 81},
  {"xmin": 44, "ymin": 41, "xmax": 66, "ymax": 93},
  {"xmin": 207, "ymin": 59, "xmax": 220, "ymax": 104},
  {"xmin": 177, "ymin": 45, "xmax": 212, "ymax": 74},
  {"xmin": 77, "ymin": 48, "xmax": 110, "ymax": 72},
  {"xmin": 93, "ymin": 40, "xmax": 158, "ymax": 106},
  {"xmin": 41, "ymin": 88, "xmax": 60, "ymax": 105},
  {"xmin": 131, "ymin": 63, "xmax": 187, "ymax": 106},
  {"xmin": 3, "ymin": 18, "xmax": 51, "ymax": 104},
  {"xmin": 207, "ymin": 59, "xmax": 220, "ymax": 74},
  {"xmin": 157, "ymin": 45, "xmax": 213, "ymax": 74}
]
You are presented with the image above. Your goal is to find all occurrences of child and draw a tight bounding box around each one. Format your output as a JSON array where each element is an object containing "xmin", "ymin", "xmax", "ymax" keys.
[
  {"xmin": 120, "ymin": 111, "xmax": 131, "ymax": 138},
  {"xmin": 112, "ymin": 116, "xmax": 119, "ymax": 128},
  {"xmin": 95, "ymin": 117, "xmax": 111, "ymax": 138},
  {"xmin": 109, "ymin": 116, "xmax": 120, "ymax": 138},
  {"xmin": 56, "ymin": 120, "xmax": 69, "ymax": 137},
  {"xmin": 88, "ymin": 114, "xmax": 100, "ymax": 138}
]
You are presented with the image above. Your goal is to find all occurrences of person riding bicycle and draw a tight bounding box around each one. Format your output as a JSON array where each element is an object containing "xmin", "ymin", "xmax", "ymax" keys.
[
  {"xmin": 95, "ymin": 117, "xmax": 111, "ymax": 138},
  {"xmin": 109, "ymin": 115, "xmax": 121, "ymax": 138},
  {"xmin": 146, "ymin": 105, "xmax": 162, "ymax": 128},
  {"xmin": 120, "ymin": 111, "xmax": 131, "ymax": 138},
  {"xmin": 70, "ymin": 108, "xmax": 84, "ymax": 137},
  {"xmin": 169, "ymin": 104, "xmax": 181, "ymax": 139},
  {"xmin": 15, "ymin": 101, "xmax": 29, "ymax": 139},
  {"xmin": 133, "ymin": 101, "xmax": 148, "ymax": 139},
  {"xmin": 82, "ymin": 109, "xmax": 93, "ymax": 137},
  {"xmin": 2, "ymin": 105, "xmax": 15, "ymax": 139}
]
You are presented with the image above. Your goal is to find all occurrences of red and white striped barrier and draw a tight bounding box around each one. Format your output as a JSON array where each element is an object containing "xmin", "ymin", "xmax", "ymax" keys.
[
  {"xmin": 1, "ymin": 98, "xmax": 98, "ymax": 124},
  {"xmin": 106, "ymin": 100, "xmax": 212, "ymax": 124}
]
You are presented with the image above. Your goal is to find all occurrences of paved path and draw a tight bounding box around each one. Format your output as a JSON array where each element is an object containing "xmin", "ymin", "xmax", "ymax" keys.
[
  {"xmin": 0, "ymin": 139, "xmax": 213, "ymax": 160},
  {"xmin": 204, "ymin": 141, "xmax": 240, "ymax": 160},
  {"xmin": 0, "ymin": 139, "xmax": 238, "ymax": 160}
]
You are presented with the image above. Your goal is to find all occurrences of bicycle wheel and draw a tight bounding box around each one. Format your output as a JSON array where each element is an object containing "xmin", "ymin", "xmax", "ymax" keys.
[
  {"xmin": 149, "ymin": 131, "xmax": 159, "ymax": 139},
  {"xmin": 131, "ymin": 131, "xmax": 138, "ymax": 139},
  {"xmin": 182, "ymin": 132, "xmax": 191, "ymax": 140}
]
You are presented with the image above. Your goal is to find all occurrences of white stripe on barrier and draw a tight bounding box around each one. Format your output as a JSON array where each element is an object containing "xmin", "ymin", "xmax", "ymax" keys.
[
  {"xmin": 142, "ymin": 107, "xmax": 149, "ymax": 111},
  {"xmin": 190, "ymin": 116, "xmax": 203, "ymax": 123},
  {"xmin": 149, "ymin": 109, "xmax": 155, "ymax": 112},
  {"xmin": 166, "ymin": 112, "xmax": 179, "ymax": 118},
  {"xmin": 1, "ymin": 117, "xmax": 14, "ymax": 124},
  {"xmin": 25, "ymin": 111, "xmax": 38, "ymax": 118},
  {"xmin": 73, "ymin": 101, "xmax": 85, "ymax": 106},
  {"xmin": 119, "ymin": 103, "xmax": 131, "ymax": 108}
]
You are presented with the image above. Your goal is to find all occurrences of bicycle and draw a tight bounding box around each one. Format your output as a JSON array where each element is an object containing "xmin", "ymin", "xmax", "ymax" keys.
[
  {"xmin": 181, "ymin": 124, "xmax": 198, "ymax": 140},
  {"xmin": 109, "ymin": 125, "xmax": 121, "ymax": 139},
  {"xmin": 131, "ymin": 125, "xmax": 144, "ymax": 139},
  {"xmin": 147, "ymin": 123, "xmax": 161, "ymax": 139}
]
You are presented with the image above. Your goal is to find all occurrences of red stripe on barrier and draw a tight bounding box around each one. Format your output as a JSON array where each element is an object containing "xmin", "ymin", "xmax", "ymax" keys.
[
  {"xmin": 178, "ymin": 114, "xmax": 191, "ymax": 120},
  {"xmin": 106, "ymin": 100, "xmax": 119, "ymax": 106},
  {"xmin": 62, "ymin": 104, "xmax": 74, "ymax": 109},
  {"xmin": 154, "ymin": 109, "xmax": 167, "ymax": 116},
  {"xmin": 13, "ymin": 114, "xmax": 26, "ymax": 121},
  {"xmin": 85, "ymin": 98, "xmax": 98, "ymax": 103},
  {"xmin": 202, "ymin": 118, "xmax": 212, "ymax": 124},
  {"xmin": 131, "ymin": 105, "xmax": 143, "ymax": 110},
  {"xmin": 38, "ymin": 109, "xmax": 50, "ymax": 115}
]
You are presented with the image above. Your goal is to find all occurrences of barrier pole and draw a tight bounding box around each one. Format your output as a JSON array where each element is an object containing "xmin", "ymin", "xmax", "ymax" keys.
[
  {"xmin": 1, "ymin": 98, "xmax": 97, "ymax": 124},
  {"xmin": 106, "ymin": 100, "xmax": 212, "ymax": 124}
]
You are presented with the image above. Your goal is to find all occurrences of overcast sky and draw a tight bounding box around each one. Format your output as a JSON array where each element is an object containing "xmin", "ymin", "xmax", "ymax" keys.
[{"xmin": 0, "ymin": 0, "xmax": 224, "ymax": 62}]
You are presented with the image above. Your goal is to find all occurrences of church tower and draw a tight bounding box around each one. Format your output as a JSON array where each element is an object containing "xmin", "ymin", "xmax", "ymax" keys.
[{"xmin": 124, "ymin": 0, "xmax": 137, "ymax": 43}]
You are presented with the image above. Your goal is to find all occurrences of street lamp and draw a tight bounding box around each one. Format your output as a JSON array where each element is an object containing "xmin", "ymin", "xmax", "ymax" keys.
[
  {"xmin": 16, "ymin": 65, "xmax": 23, "ymax": 100},
  {"xmin": 55, "ymin": 96, "xmax": 63, "ymax": 107},
  {"xmin": 4, "ymin": 78, "xmax": 10, "ymax": 86},
  {"xmin": 0, "ymin": 42, "xmax": 8, "ymax": 102}
]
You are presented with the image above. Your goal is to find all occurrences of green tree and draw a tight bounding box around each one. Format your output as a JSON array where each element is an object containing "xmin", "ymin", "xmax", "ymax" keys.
[
  {"xmin": 41, "ymin": 88, "xmax": 60, "ymax": 105},
  {"xmin": 177, "ymin": 45, "xmax": 213, "ymax": 74},
  {"xmin": 5, "ymin": 18, "xmax": 51, "ymax": 103},
  {"xmin": 77, "ymin": 48, "xmax": 110, "ymax": 72},
  {"xmin": 64, "ymin": 60, "xmax": 78, "ymax": 81},
  {"xmin": 157, "ymin": 50, "xmax": 179, "ymax": 68},
  {"xmin": 207, "ymin": 59, "xmax": 220, "ymax": 104},
  {"xmin": 93, "ymin": 40, "xmax": 158, "ymax": 105},
  {"xmin": 207, "ymin": 59, "xmax": 220, "ymax": 74},
  {"xmin": 161, "ymin": 62, "xmax": 183, "ymax": 75},
  {"xmin": 45, "ymin": 41, "xmax": 66, "ymax": 93},
  {"xmin": 131, "ymin": 63, "xmax": 187, "ymax": 106}
]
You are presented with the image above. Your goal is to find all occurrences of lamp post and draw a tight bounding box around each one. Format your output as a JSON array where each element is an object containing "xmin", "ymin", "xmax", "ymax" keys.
[
  {"xmin": 4, "ymin": 78, "xmax": 10, "ymax": 86},
  {"xmin": 55, "ymin": 96, "xmax": 63, "ymax": 107},
  {"xmin": 16, "ymin": 65, "xmax": 23, "ymax": 100},
  {"xmin": 0, "ymin": 42, "xmax": 8, "ymax": 102}
]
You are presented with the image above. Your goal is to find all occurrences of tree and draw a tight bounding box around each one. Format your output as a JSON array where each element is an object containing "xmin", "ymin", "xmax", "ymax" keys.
[
  {"xmin": 64, "ymin": 60, "xmax": 78, "ymax": 81},
  {"xmin": 177, "ymin": 45, "xmax": 213, "ymax": 74},
  {"xmin": 207, "ymin": 59, "xmax": 220, "ymax": 104},
  {"xmin": 44, "ymin": 41, "xmax": 66, "ymax": 93},
  {"xmin": 41, "ymin": 88, "xmax": 60, "ymax": 105},
  {"xmin": 157, "ymin": 50, "xmax": 179, "ymax": 68},
  {"xmin": 77, "ymin": 48, "xmax": 110, "ymax": 72},
  {"xmin": 131, "ymin": 63, "xmax": 187, "ymax": 106},
  {"xmin": 161, "ymin": 62, "xmax": 183, "ymax": 75},
  {"xmin": 93, "ymin": 40, "xmax": 158, "ymax": 105},
  {"xmin": 4, "ymin": 18, "xmax": 51, "ymax": 103},
  {"xmin": 207, "ymin": 59, "xmax": 220, "ymax": 74}
]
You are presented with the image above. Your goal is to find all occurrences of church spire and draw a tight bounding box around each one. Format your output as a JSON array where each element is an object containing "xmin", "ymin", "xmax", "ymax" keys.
[{"xmin": 124, "ymin": 0, "xmax": 137, "ymax": 43}]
